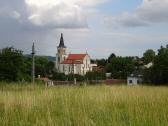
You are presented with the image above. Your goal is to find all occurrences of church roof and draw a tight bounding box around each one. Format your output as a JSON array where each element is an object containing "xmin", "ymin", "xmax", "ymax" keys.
[
  {"xmin": 67, "ymin": 54, "xmax": 88, "ymax": 60},
  {"xmin": 61, "ymin": 54, "xmax": 88, "ymax": 64},
  {"xmin": 61, "ymin": 59, "xmax": 83, "ymax": 64},
  {"xmin": 58, "ymin": 33, "xmax": 66, "ymax": 48}
]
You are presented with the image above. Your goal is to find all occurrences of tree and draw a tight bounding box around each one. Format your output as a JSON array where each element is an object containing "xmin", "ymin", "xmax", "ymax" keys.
[
  {"xmin": 152, "ymin": 45, "xmax": 168, "ymax": 84},
  {"xmin": 46, "ymin": 61, "xmax": 55, "ymax": 76},
  {"xmin": 143, "ymin": 45, "xmax": 168, "ymax": 85},
  {"xmin": 96, "ymin": 59, "xmax": 107, "ymax": 66},
  {"xmin": 51, "ymin": 72, "xmax": 67, "ymax": 81},
  {"xmin": 143, "ymin": 49, "xmax": 155, "ymax": 64},
  {"xmin": 0, "ymin": 47, "xmax": 27, "ymax": 81},
  {"xmin": 106, "ymin": 57, "xmax": 135, "ymax": 79},
  {"xmin": 35, "ymin": 56, "xmax": 48, "ymax": 77},
  {"xmin": 107, "ymin": 53, "xmax": 116, "ymax": 63},
  {"xmin": 85, "ymin": 71, "xmax": 106, "ymax": 80}
]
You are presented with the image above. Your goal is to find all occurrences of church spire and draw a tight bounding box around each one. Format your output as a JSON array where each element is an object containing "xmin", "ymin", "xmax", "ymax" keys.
[{"xmin": 58, "ymin": 33, "xmax": 66, "ymax": 48}]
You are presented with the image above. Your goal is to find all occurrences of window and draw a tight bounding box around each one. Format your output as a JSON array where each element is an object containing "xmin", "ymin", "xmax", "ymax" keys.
[
  {"xmin": 129, "ymin": 80, "xmax": 133, "ymax": 84},
  {"xmin": 86, "ymin": 60, "xmax": 87, "ymax": 68},
  {"xmin": 137, "ymin": 80, "xmax": 140, "ymax": 84},
  {"xmin": 58, "ymin": 57, "xmax": 60, "ymax": 62},
  {"xmin": 63, "ymin": 65, "xmax": 65, "ymax": 71}
]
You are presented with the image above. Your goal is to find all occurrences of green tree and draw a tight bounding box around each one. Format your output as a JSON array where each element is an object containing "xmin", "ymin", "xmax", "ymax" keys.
[
  {"xmin": 51, "ymin": 72, "xmax": 67, "ymax": 81},
  {"xmin": 96, "ymin": 59, "xmax": 107, "ymax": 66},
  {"xmin": 106, "ymin": 57, "xmax": 135, "ymax": 79},
  {"xmin": 152, "ymin": 45, "xmax": 168, "ymax": 84},
  {"xmin": 143, "ymin": 49, "xmax": 155, "ymax": 64},
  {"xmin": 46, "ymin": 61, "xmax": 55, "ymax": 76},
  {"xmin": 0, "ymin": 47, "xmax": 27, "ymax": 81},
  {"xmin": 85, "ymin": 71, "xmax": 106, "ymax": 80},
  {"xmin": 107, "ymin": 53, "xmax": 116, "ymax": 63},
  {"xmin": 35, "ymin": 56, "xmax": 48, "ymax": 77}
]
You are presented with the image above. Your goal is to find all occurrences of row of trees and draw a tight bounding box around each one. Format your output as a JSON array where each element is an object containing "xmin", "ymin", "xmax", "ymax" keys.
[
  {"xmin": 0, "ymin": 45, "xmax": 168, "ymax": 85},
  {"xmin": 0, "ymin": 47, "xmax": 105, "ymax": 82},
  {"xmin": 0, "ymin": 47, "xmax": 55, "ymax": 82},
  {"xmin": 95, "ymin": 45, "xmax": 168, "ymax": 85},
  {"xmin": 143, "ymin": 45, "xmax": 168, "ymax": 84}
]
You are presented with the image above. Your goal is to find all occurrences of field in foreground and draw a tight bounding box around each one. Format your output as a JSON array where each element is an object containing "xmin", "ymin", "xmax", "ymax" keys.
[{"xmin": 0, "ymin": 83, "xmax": 168, "ymax": 126}]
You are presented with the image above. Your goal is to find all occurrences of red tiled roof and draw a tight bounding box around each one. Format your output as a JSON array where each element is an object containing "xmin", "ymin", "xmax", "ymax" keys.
[
  {"xmin": 61, "ymin": 59, "xmax": 83, "ymax": 64},
  {"xmin": 67, "ymin": 54, "xmax": 87, "ymax": 60},
  {"xmin": 61, "ymin": 54, "xmax": 88, "ymax": 64}
]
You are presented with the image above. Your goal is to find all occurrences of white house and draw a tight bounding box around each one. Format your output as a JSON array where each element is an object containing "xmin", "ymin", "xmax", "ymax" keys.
[
  {"xmin": 127, "ymin": 72, "xmax": 143, "ymax": 85},
  {"xmin": 144, "ymin": 62, "xmax": 153, "ymax": 68},
  {"xmin": 55, "ymin": 33, "xmax": 97, "ymax": 75}
]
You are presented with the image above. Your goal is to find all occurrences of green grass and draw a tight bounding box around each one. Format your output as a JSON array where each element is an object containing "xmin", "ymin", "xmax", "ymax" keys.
[{"xmin": 0, "ymin": 83, "xmax": 168, "ymax": 126}]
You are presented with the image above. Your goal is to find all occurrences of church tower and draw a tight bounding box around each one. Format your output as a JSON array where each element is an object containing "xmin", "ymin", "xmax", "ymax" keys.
[{"xmin": 56, "ymin": 33, "xmax": 67, "ymax": 71}]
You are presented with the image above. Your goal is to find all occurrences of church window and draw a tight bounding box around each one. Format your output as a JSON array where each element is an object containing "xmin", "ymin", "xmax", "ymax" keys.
[
  {"xmin": 86, "ymin": 60, "xmax": 87, "ymax": 68},
  {"xmin": 69, "ymin": 66, "xmax": 71, "ymax": 72},
  {"xmin": 58, "ymin": 57, "xmax": 60, "ymax": 62}
]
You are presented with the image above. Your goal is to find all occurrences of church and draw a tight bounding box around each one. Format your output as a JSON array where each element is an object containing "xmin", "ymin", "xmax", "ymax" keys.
[{"xmin": 55, "ymin": 33, "xmax": 97, "ymax": 75}]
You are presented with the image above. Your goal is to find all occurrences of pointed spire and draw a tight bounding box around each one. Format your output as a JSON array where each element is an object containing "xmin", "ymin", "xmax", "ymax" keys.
[
  {"xmin": 32, "ymin": 43, "xmax": 35, "ymax": 55},
  {"xmin": 58, "ymin": 33, "xmax": 66, "ymax": 48}
]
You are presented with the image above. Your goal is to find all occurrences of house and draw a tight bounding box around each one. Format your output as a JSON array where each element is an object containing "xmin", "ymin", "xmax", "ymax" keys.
[
  {"xmin": 55, "ymin": 33, "xmax": 97, "ymax": 75},
  {"xmin": 127, "ymin": 71, "xmax": 143, "ymax": 85},
  {"xmin": 144, "ymin": 62, "xmax": 153, "ymax": 68}
]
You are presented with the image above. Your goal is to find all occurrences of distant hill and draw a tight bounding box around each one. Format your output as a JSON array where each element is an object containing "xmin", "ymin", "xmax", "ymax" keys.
[
  {"xmin": 47, "ymin": 56, "xmax": 56, "ymax": 61},
  {"xmin": 24, "ymin": 54, "xmax": 56, "ymax": 62}
]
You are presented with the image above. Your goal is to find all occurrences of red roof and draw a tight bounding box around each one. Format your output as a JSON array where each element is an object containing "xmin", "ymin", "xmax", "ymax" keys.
[
  {"xmin": 61, "ymin": 54, "xmax": 88, "ymax": 64},
  {"xmin": 61, "ymin": 59, "xmax": 83, "ymax": 64},
  {"xmin": 67, "ymin": 54, "xmax": 87, "ymax": 60}
]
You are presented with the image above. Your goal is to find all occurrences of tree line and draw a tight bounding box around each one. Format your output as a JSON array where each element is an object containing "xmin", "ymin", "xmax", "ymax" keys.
[{"xmin": 0, "ymin": 45, "xmax": 168, "ymax": 85}]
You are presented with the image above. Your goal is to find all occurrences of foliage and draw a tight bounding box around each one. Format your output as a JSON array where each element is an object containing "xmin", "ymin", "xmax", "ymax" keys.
[
  {"xmin": 51, "ymin": 72, "xmax": 67, "ymax": 81},
  {"xmin": 106, "ymin": 57, "xmax": 135, "ymax": 79},
  {"xmin": 96, "ymin": 58, "xmax": 107, "ymax": 67},
  {"xmin": 85, "ymin": 71, "xmax": 106, "ymax": 80},
  {"xmin": 0, "ymin": 47, "xmax": 56, "ymax": 82},
  {"xmin": 107, "ymin": 53, "xmax": 116, "ymax": 63},
  {"xmin": 0, "ymin": 47, "xmax": 27, "ymax": 81},
  {"xmin": 35, "ymin": 56, "xmax": 48, "ymax": 77},
  {"xmin": 67, "ymin": 74, "xmax": 85, "ymax": 81},
  {"xmin": 152, "ymin": 45, "xmax": 168, "ymax": 84},
  {"xmin": 143, "ymin": 49, "xmax": 156, "ymax": 64},
  {"xmin": 0, "ymin": 84, "xmax": 168, "ymax": 126},
  {"xmin": 143, "ymin": 45, "xmax": 168, "ymax": 85}
]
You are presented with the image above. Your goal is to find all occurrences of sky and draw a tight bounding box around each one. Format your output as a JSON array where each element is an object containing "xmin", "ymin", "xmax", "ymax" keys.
[{"xmin": 0, "ymin": 0, "xmax": 168, "ymax": 59}]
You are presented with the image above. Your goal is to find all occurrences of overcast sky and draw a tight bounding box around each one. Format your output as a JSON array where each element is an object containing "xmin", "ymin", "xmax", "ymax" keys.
[{"xmin": 0, "ymin": 0, "xmax": 168, "ymax": 58}]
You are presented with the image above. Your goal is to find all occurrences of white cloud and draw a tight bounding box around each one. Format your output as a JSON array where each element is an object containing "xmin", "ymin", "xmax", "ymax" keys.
[
  {"xmin": 25, "ymin": 0, "xmax": 108, "ymax": 28},
  {"xmin": 105, "ymin": 0, "xmax": 168, "ymax": 28}
]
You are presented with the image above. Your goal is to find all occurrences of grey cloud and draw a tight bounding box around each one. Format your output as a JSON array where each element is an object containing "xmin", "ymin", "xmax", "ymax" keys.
[{"xmin": 105, "ymin": 0, "xmax": 168, "ymax": 28}]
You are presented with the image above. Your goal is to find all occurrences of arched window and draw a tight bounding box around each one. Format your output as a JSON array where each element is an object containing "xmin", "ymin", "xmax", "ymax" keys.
[{"xmin": 58, "ymin": 57, "xmax": 60, "ymax": 62}]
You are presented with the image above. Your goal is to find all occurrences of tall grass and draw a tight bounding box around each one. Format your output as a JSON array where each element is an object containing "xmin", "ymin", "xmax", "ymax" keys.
[{"xmin": 0, "ymin": 83, "xmax": 168, "ymax": 126}]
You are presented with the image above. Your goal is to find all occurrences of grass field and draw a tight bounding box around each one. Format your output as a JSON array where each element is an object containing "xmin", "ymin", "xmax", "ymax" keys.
[{"xmin": 0, "ymin": 83, "xmax": 168, "ymax": 126}]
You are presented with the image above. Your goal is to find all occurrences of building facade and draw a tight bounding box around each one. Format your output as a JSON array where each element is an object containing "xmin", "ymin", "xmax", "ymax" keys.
[
  {"xmin": 56, "ymin": 33, "xmax": 97, "ymax": 75},
  {"xmin": 127, "ymin": 72, "xmax": 143, "ymax": 85}
]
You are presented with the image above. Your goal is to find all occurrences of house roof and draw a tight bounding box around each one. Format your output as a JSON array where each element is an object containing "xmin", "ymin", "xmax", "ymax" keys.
[
  {"xmin": 67, "ymin": 54, "xmax": 88, "ymax": 60},
  {"xmin": 128, "ymin": 70, "xmax": 143, "ymax": 78},
  {"xmin": 61, "ymin": 59, "xmax": 83, "ymax": 64},
  {"xmin": 61, "ymin": 54, "xmax": 88, "ymax": 64}
]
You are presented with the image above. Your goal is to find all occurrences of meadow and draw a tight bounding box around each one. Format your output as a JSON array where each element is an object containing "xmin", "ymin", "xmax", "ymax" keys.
[{"xmin": 0, "ymin": 83, "xmax": 168, "ymax": 126}]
